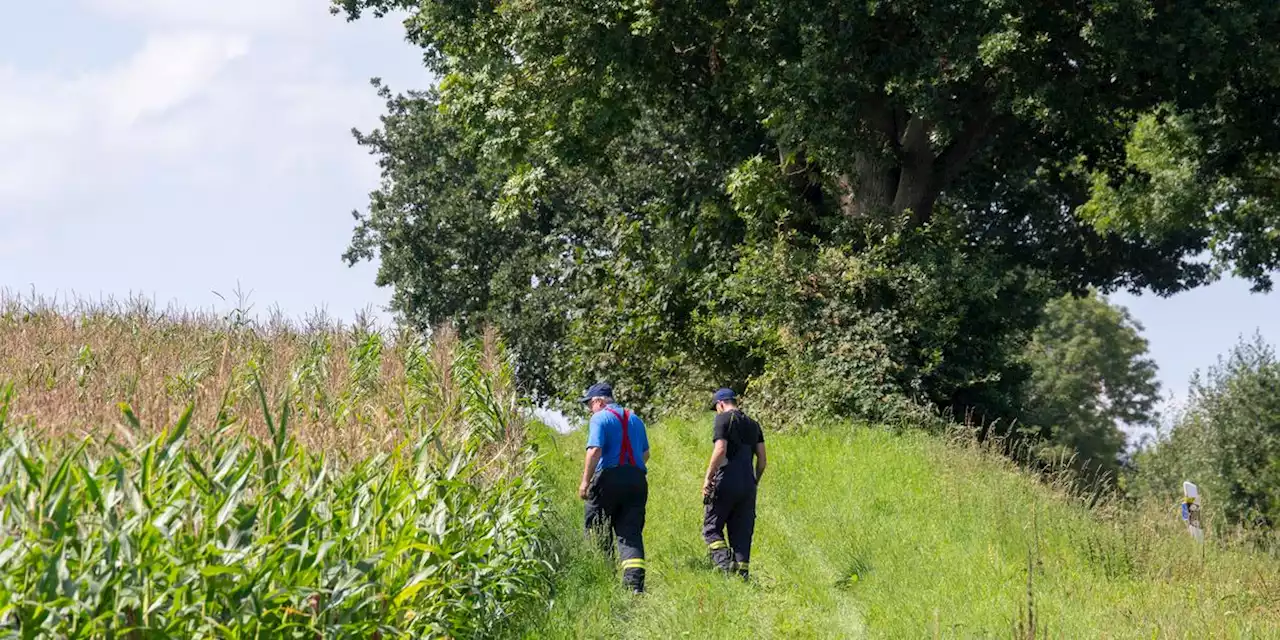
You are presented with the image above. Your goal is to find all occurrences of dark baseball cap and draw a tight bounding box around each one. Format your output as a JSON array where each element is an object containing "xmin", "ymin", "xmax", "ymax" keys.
[
  {"xmin": 712, "ymin": 388, "xmax": 737, "ymax": 405},
  {"xmin": 578, "ymin": 382, "xmax": 614, "ymax": 404}
]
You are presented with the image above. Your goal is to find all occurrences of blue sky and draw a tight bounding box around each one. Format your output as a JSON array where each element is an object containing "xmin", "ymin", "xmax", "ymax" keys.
[
  {"xmin": 3, "ymin": 1, "xmax": 1277, "ymax": 421},
  {"xmin": 1109, "ymin": 281, "xmax": 1279, "ymax": 418},
  {"xmin": 2, "ymin": 0, "xmax": 424, "ymax": 323}
]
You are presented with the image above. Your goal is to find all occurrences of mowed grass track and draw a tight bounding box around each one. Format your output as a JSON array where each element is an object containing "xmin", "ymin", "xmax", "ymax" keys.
[
  {"xmin": 523, "ymin": 416, "xmax": 1280, "ymax": 639},
  {"xmin": 526, "ymin": 416, "xmax": 866, "ymax": 639}
]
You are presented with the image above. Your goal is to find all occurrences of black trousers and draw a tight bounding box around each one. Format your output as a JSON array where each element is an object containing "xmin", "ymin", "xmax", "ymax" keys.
[
  {"xmin": 703, "ymin": 480, "xmax": 756, "ymax": 576},
  {"xmin": 584, "ymin": 465, "xmax": 648, "ymax": 591}
]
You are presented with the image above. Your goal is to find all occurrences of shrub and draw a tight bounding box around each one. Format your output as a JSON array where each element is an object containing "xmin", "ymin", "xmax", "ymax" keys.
[
  {"xmin": 710, "ymin": 220, "xmax": 1049, "ymax": 432},
  {"xmin": 1129, "ymin": 334, "xmax": 1280, "ymax": 540}
]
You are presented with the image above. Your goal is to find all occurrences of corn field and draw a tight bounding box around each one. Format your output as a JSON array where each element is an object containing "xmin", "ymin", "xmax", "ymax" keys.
[{"xmin": 0, "ymin": 294, "xmax": 549, "ymax": 638}]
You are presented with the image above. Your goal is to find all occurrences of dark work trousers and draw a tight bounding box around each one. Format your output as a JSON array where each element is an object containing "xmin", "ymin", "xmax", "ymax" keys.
[
  {"xmin": 702, "ymin": 478, "xmax": 756, "ymax": 579},
  {"xmin": 584, "ymin": 464, "xmax": 648, "ymax": 592}
]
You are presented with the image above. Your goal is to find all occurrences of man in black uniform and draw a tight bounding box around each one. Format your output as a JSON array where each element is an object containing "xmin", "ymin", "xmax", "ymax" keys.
[{"xmin": 701, "ymin": 388, "xmax": 767, "ymax": 580}]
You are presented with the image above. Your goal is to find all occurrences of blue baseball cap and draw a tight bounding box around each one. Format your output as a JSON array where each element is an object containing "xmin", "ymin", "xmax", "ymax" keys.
[
  {"xmin": 578, "ymin": 382, "xmax": 614, "ymax": 404},
  {"xmin": 712, "ymin": 388, "xmax": 737, "ymax": 405}
]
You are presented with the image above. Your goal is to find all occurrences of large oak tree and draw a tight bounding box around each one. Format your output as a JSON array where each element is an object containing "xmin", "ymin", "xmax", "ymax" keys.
[{"xmin": 335, "ymin": 0, "xmax": 1280, "ymax": 421}]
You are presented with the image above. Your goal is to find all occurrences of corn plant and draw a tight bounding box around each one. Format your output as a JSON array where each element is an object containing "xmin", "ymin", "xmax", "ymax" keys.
[{"xmin": 0, "ymin": 349, "xmax": 549, "ymax": 638}]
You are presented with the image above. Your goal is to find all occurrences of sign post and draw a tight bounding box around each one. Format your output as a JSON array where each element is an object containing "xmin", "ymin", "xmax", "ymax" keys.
[{"xmin": 1181, "ymin": 481, "xmax": 1204, "ymax": 543}]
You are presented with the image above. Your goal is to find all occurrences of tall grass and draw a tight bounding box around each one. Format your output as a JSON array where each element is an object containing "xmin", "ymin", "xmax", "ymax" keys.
[
  {"xmin": 525, "ymin": 416, "xmax": 1280, "ymax": 638},
  {"xmin": 0, "ymin": 294, "xmax": 548, "ymax": 637}
]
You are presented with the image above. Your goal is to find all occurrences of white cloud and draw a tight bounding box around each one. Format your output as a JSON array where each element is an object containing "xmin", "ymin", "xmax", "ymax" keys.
[
  {"xmin": 0, "ymin": 68, "xmax": 81, "ymax": 141},
  {"xmin": 2, "ymin": 1, "xmax": 422, "ymax": 322},
  {"xmin": 0, "ymin": 31, "xmax": 251, "ymax": 205},
  {"xmin": 0, "ymin": 67, "xmax": 83, "ymax": 201},
  {"xmin": 96, "ymin": 32, "xmax": 251, "ymax": 127},
  {"xmin": 85, "ymin": 0, "xmax": 327, "ymax": 32},
  {"xmin": 0, "ymin": 1, "xmax": 417, "ymax": 213}
]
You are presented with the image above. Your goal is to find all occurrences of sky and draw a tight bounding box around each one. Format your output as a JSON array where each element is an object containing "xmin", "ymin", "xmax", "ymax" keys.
[
  {"xmin": 2, "ymin": 1, "xmax": 1277, "ymax": 426},
  {"xmin": 1108, "ymin": 281, "xmax": 1279, "ymax": 426},
  {"xmin": 1, "ymin": 0, "xmax": 425, "ymax": 324}
]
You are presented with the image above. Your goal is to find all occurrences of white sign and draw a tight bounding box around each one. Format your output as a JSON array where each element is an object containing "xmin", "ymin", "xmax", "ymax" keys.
[{"xmin": 1181, "ymin": 481, "xmax": 1204, "ymax": 543}]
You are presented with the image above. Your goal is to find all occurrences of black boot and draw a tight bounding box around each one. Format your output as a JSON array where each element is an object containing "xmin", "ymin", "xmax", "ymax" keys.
[
  {"xmin": 708, "ymin": 540, "xmax": 733, "ymax": 573},
  {"xmin": 622, "ymin": 558, "xmax": 646, "ymax": 593},
  {"xmin": 733, "ymin": 561, "xmax": 749, "ymax": 581}
]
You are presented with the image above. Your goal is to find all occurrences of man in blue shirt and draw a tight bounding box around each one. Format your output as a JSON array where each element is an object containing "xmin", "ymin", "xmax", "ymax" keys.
[{"xmin": 577, "ymin": 382, "xmax": 650, "ymax": 593}]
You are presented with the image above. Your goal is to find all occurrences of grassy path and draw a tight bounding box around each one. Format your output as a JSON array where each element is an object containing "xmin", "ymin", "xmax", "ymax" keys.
[
  {"xmin": 520, "ymin": 416, "xmax": 1280, "ymax": 638},
  {"xmin": 524, "ymin": 416, "xmax": 865, "ymax": 639}
]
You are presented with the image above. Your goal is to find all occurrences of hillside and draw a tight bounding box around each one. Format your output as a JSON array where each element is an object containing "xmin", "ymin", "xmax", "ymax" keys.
[{"xmin": 523, "ymin": 417, "xmax": 1280, "ymax": 638}]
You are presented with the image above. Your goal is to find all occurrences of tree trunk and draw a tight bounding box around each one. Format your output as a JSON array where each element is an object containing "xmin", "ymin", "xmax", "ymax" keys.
[
  {"xmin": 838, "ymin": 153, "xmax": 896, "ymax": 219},
  {"xmin": 892, "ymin": 116, "xmax": 939, "ymax": 225},
  {"xmin": 835, "ymin": 98, "xmax": 999, "ymax": 227},
  {"xmin": 837, "ymin": 148, "xmax": 939, "ymax": 225}
]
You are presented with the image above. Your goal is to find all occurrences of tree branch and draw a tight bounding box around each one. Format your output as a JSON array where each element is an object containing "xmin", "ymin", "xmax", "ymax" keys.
[{"xmin": 935, "ymin": 100, "xmax": 1001, "ymax": 189}]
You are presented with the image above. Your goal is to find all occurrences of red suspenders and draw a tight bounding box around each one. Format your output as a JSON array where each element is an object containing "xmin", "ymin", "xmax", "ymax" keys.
[{"xmin": 604, "ymin": 407, "xmax": 637, "ymax": 466}]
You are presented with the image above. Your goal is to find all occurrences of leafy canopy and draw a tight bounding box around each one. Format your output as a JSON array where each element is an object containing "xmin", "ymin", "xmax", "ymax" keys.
[
  {"xmin": 334, "ymin": 0, "xmax": 1280, "ymax": 422},
  {"xmin": 1021, "ymin": 292, "xmax": 1160, "ymax": 475}
]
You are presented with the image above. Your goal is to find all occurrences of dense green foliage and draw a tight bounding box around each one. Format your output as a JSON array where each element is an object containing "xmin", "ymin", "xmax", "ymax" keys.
[
  {"xmin": 1131, "ymin": 335, "xmax": 1280, "ymax": 537},
  {"xmin": 519, "ymin": 417, "xmax": 1280, "ymax": 637},
  {"xmin": 0, "ymin": 336, "xmax": 549, "ymax": 638},
  {"xmin": 1021, "ymin": 292, "xmax": 1160, "ymax": 475},
  {"xmin": 334, "ymin": 1, "xmax": 1280, "ymax": 439}
]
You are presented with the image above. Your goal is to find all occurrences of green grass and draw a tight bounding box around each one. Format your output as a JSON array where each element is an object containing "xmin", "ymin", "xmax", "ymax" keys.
[{"xmin": 521, "ymin": 416, "xmax": 1280, "ymax": 638}]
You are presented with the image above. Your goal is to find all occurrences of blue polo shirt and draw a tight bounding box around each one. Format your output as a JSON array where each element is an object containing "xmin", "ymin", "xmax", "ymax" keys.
[{"xmin": 587, "ymin": 404, "xmax": 649, "ymax": 472}]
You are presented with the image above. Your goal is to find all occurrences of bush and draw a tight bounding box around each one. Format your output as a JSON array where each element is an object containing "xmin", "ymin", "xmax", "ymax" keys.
[
  {"xmin": 707, "ymin": 218, "xmax": 1050, "ymax": 432},
  {"xmin": 723, "ymin": 239, "xmax": 917, "ymax": 427},
  {"xmin": 1129, "ymin": 334, "xmax": 1280, "ymax": 539}
]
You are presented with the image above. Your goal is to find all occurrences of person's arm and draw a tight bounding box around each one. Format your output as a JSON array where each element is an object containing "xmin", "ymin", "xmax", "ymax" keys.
[
  {"xmin": 580, "ymin": 447, "xmax": 603, "ymax": 500},
  {"xmin": 580, "ymin": 413, "xmax": 605, "ymax": 500},
  {"xmin": 703, "ymin": 413, "xmax": 730, "ymax": 496},
  {"xmin": 703, "ymin": 440, "xmax": 727, "ymax": 497},
  {"xmin": 754, "ymin": 442, "xmax": 767, "ymax": 483},
  {"xmin": 639, "ymin": 416, "xmax": 650, "ymax": 464}
]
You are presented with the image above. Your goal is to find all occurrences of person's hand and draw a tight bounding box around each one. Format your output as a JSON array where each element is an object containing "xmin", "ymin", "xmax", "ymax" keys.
[
  {"xmin": 578, "ymin": 481, "xmax": 590, "ymax": 500},
  {"xmin": 702, "ymin": 478, "xmax": 713, "ymax": 498}
]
